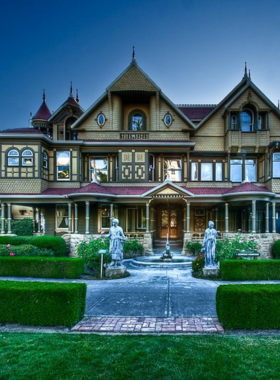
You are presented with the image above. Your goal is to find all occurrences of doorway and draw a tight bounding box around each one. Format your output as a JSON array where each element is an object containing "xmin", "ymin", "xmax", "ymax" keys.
[{"xmin": 158, "ymin": 206, "xmax": 182, "ymax": 239}]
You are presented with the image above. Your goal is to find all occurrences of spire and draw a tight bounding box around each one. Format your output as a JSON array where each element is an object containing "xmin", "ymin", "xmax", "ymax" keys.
[
  {"xmin": 249, "ymin": 69, "xmax": 251, "ymax": 80},
  {"xmin": 43, "ymin": 89, "xmax": 46, "ymax": 102},
  {"xmin": 278, "ymin": 100, "xmax": 280, "ymax": 109},
  {"xmin": 29, "ymin": 112, "xmax": 33, "ymax": 128},
  {"xmin": 70, "ymin": 81, "xmax": 73, "ymax": 97},
  {"xmin": 244, "ymin": 62, "xmax": 248, "ymax": 78},
  {"xmin": 132, "ymin": 46, "xmax": 136, "ymax": 61},
  {"xmin": 76, "ymin": 89, "xmax": 79, "ymax": 103}
]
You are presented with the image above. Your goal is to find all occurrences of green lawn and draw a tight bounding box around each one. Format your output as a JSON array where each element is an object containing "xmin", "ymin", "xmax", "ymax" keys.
[{"xmin": 1, "ymin": 333, "xmax": 280, "ymax": 379}]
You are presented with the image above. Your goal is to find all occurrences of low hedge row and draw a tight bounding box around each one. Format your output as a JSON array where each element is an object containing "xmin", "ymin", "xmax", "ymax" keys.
[
  {"xmin": 0, "ymin": 244, "xmax": 54, "ymax": 257},
  {"xmin": 0, "ymin": 236, "xmax": 66, "ymax": 256},
  {"xmin": 0, "ymin": 280, "xmax": 86, "ymax": 326},
  {"xmin": 0, "ymin": 257, "xmax": 85, "ymax": 279},
  {"xmin": 220, "ymin": 259, "xmax": 280, "ymax": 281},
  {"xmin": 217, "ymin": 284, "xmax": 280, "ymax": 329}
]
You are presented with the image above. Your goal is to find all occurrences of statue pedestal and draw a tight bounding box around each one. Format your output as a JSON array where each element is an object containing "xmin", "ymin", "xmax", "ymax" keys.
[
  {"xmin": 105, "ymin": 265, "xmax": 129, "ymax": 279},
  {"xmin": 203, "ymin": 267, "xmax": 219, "ymax": 277}
]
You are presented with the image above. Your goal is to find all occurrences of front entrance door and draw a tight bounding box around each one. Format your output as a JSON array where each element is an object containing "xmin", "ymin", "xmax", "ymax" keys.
[{"xmin": 160, "ymin": 208, "xmax": 180, "ymax": 239}]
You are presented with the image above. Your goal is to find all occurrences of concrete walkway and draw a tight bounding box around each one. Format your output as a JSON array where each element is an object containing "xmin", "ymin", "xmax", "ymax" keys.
[{"xmin": 71, "ymin": 251, "xmax": 224, "ymax": 333}]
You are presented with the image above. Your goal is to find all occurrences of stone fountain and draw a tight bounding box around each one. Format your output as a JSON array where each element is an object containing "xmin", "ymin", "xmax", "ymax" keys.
[{"xmin": 160, "ymin": 234, "xmax": 173, "ymax": 261}]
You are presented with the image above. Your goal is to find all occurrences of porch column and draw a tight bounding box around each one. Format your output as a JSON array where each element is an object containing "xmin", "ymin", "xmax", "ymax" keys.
[
  {"xmin": 74, "ymin": 203, "xmax": 78, "ymax": 234},
  {"xmin": 33, "ymin": 208, "xmax": 37, "ymax": 233},
  {"xmin": 85, "ymin": 201, "xmax": 90, "ymax": 234},
  {"xmin": 265, "ymin": 202, "xmax": 269, "ymax": 233},
  {"xmin": 186, "ymin": 201, "xmax": 190, "ymax": 232},
  {"xmin": 68, "ymin": 203, "xmax": 72, "ymax": 233},
  {"xmin": 251, "ymin": 200, "xmax": 256, "ymax": 233},
  {"xmin": 38, "ymin": 208, "xmax": 42, "ymax": 233},
  {"xmin": 1, "ymin": 203, "xmax": 5, "ymax": 234},
  {"xmin": 7, "ymin": 203, "xmax": 12, "ymax": 234},
  {"xmin": 110, "ymin": 204, "xmax": 114, "ymax": 223},
  {"xmin": 146, "ymin": 202, "xmax": 150, "ymax": 233},
  {"xmin": 272, "ymin": 202, "xmax": 276, "ymax": 233},
  {"xmin": 225, "ymin": 203, "xmax": 229, "ymax": 233},
  {"xmin": 215, "ymin": 208, "xmax": 218, "ymax": 230}
]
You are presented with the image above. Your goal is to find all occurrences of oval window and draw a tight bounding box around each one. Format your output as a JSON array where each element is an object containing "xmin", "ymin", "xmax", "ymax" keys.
[
  {"xmin": 164, "ymin": 113, "xmax": 172, "ymax": 127},
  {"xmin": 97, "ymin": 113, "xmax": 106, "ymax": 126}
]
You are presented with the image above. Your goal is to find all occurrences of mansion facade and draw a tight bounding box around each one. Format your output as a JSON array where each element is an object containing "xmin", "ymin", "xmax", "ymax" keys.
[{"xmin": 1, "ymin": 56, "xmax": 280, "ymax": 254}]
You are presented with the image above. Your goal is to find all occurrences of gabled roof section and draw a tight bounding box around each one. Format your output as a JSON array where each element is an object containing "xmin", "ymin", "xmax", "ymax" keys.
[
  {"xmin": 142, "ymin": 179, "xmax": 194, "ymax": 197},
  {"xmin": 195, "ymin": 65, "xmax": 280, "ymax": 130},
  {"xmin": 178, "ymin": 105, "xmax": 216, "ymax": 122},
  {"xmin": 107, "ymin": 59, "xmax": 160, "ymax": 92},
  {"xmin": 49, "ymin": 85, "xmax": 84, "ymax": 123},
  {"xmin": 223, "ymin": 182, "xmax": 273, "ymax": 197}
]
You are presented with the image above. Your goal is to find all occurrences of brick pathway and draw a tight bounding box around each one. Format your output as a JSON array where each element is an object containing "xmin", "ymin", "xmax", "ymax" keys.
[{"xmin": 71, "ymin": 316, "xmax": 224, "ymax": 334}]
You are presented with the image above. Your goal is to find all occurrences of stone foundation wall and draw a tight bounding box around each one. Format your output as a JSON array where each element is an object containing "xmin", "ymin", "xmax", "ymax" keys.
[
  {"xmin": 62, "ymin": 232, "xmax": 153, "ymax": 257},
  {"xmin": 183, "ymin": 232, "xmax": 280, "ymax": 258}
]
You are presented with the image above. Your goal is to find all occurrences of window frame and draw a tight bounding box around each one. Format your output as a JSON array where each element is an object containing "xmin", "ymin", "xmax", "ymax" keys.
[
  {"xmin": 7, "ymin": 149, "xmax": 20, "ymax": 166},
  {"xmin": 43, "ymin": 151, "xmax": 48, "ymax": 169},
  {"xmin": 163, "ymin": 157, "xmax": 182, "ymax": 182},
  {"xmin": 273, "ymin": 153, "xmax": 280, "ymax": 178},
  {"xmin": 56, "ymin": 204, "xmax": 69, "ymax": 230},
  {"xmin": 56, "ymin": 151, "xmax": 71, "ymax": 181},
  {"xmin": 128, "ymin": 110, "xmax": 147, "ymax": 131},
  {"xmin": 21, "ymin": 149, "xmax": 34, "ymax": 167},
  {"xmin": 89, "ymin": 157, "xmax": 108, "ymax": 183}
]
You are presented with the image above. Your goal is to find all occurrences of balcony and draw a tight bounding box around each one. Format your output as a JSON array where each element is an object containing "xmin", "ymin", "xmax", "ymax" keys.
[{"xmin": 120, "ymin": 132, "xmax": 149, "ymax": 140}]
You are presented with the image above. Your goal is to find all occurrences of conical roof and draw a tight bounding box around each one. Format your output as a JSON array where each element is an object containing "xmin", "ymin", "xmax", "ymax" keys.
[{"xmin": 32, "ymin": 90, "xmax": 52, "ymax": 121}]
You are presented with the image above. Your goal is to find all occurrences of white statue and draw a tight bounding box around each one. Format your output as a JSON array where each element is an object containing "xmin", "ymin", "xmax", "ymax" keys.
[
  {"xmin": 203, "ymin": 221, "xmax": 218, "ymax": 268},
  {"xmin": 108, "ymin": 218, "xmax": 127, "ymax": 267}
]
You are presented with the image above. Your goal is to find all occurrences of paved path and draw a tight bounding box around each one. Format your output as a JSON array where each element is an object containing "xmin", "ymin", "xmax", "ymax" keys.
[{"xmin": 72, "ymin": 253, "xmax": 224, "ymax": 333}]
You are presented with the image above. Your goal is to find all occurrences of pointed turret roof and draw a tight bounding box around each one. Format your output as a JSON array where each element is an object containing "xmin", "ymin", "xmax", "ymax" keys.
[{"xmin": 32, "ymin": 90, "xmax": 52, "ymax": 121}]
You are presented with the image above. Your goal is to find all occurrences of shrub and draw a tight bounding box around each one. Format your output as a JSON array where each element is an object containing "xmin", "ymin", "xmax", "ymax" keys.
[
  {"xmin": 0, "ymin": 244, "xmax": 54, "ymax": 257},
  {"xmin": 0, "ymin": 236, "xmax": 66, "ymax": 257},
  {"xmin": 220, "ymin": 259, "xmax": 280, "ymax": 281},
  {"xmin": 186, "ymin": 241, "xmax": 203, "ymax": 255},
  {"xmin": 0, "ymin": 280, "xmax": 86, "ymax": 326},
  {"xmin": 217, "ymin": 284, "xmax": 280, "ymax": 329},
  {"xmin": 11, "ymin": 218, "xmax": 34, "ymax": 236},
  {"xmin": 77, "ymin": 236, "xmax": 111, "ymax": 275},
  {"xmin": 272, "ymin": 239, "xmax": 280, "ymax": 259},
  {"xmin": 123, "ymin": 239, "xmax": 144, "ymax": 257},
  {"xmin": 215, "ymin": 232, "xmax": 260, "ymax": 262},
  {"xmin": 0, "ymin": 257, "xmax": 85, "ymax": 279},
  {"xmin": 192, "ymin": 252, "xmax": 205, "ymax": 276}
]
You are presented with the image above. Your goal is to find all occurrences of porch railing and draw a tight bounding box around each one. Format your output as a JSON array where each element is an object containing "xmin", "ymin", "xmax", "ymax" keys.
[{"xmin": 120, "ymin": 132, "xmax": 149, "ymax": 140}]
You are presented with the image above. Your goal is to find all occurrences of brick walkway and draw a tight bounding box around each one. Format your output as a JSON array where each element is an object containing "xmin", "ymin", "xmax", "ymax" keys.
[{"xmin": 71, "ymin": 316, "xmax": 224, "ymax": 334}]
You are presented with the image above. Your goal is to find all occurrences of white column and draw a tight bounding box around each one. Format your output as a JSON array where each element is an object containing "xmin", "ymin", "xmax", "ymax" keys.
[
  {"xmin": 68, "ymin": 203, "xmax": 72, "ymax": 233},
  {"xmin": 146, "ymin": 202, "xmax": 150, "ymax": 233},
  {"xmin": 7, "ymin": 203, "xmax": 12, "ymax": 234},
  {"xmin": 265, "ymin": 202, "xmax": 269, "ymax": 233},
  {"xmin": 272, "ymin": 202, "xmax": 276, "ymax": 233},
  {"xmin": 225, "ymin": 203, "xmax": 229, "ymax": 233},
  {"xmin": 85, "ymin": 201, "xmax": 90, "ymax": 234},
  {"xmin": 251, "ymin": 200, "xmax": 256, "ymax": 233},
  {"xmin": 1, "ymin": 203, "xmax": 5, "ymax": 234},
  {"xmin": 74, "ymin": 203, "xmax": 78, "ymax": 234}
]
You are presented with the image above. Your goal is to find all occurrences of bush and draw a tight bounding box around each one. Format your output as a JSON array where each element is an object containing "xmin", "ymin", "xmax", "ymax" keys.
[
  {"xmin": 123, "ymin": 239, "xmax": 144, "ymax": 257},
  {"xmin": 11, "ymin": 218, "xmax": 34, "ymax": 236},
  {"xmin": 220, "ymin": 259, "xmax": 280, "ymax": 281},
  {"xmin": 217, "ymin": 284, "xmax": 280, "ymax": 329},
  {"xmin": 0, "ymin": 244, "xmax": 54, "ymax": 257},
  {"xmin": 0, "ymin": 257, "xmax": 85, "ymax": 279},
  {"xmin": 272, "ymin": 239, "xmax": 280, "ymax": 259},
  {"xmin": 192, "ymin": 252, "xmax": 205, "ymax": 276},
  {"xmin": 77, "ymin": 236, "xmax": 111, "ymax": 275},
  {"xmin": 186, "ymin": 241, "xmax": 203, "ymax": 255},
  {"xmin": 0, "ymin": 280, "xmax": 86, "ymax": 326},
  {"xmin": 0, "ymin": 236, "xmax": 66, "ymax": 257},
  {"xmin": 216, "ymin": 232, "xmax": 260, "ymax": 262}
]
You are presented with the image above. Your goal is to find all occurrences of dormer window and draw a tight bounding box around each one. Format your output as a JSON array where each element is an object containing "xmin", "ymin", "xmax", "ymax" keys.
[{"xmin": 129, "ymin": 110, "xmax": 146, "ymax": 131}]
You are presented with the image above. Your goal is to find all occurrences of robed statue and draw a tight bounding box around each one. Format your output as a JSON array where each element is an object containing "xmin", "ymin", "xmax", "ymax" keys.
[{"xmin": 202, "ymin": 220, "xmax": 218, "ymax": 268}]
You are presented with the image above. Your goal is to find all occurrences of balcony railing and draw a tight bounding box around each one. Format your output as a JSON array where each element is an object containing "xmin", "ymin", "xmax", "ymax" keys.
[{"xmin": 120, "ymin": 132, "xmax": 149, "ymax": 140}]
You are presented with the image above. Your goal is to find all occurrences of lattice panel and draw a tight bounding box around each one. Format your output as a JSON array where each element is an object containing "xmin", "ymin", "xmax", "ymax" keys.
[
  {"xmin": 135, "ymin": 165, "xmax": 146, "ymax": 180},
  {"xmin": 121, "ymin": 165, "xmax": 133, "ymax": 180}
]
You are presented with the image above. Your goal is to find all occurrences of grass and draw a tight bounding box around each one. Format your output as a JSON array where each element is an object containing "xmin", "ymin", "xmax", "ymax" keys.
[{"xmin": 1, "ymin": 333, "xmax": 280, "ymax": 379}]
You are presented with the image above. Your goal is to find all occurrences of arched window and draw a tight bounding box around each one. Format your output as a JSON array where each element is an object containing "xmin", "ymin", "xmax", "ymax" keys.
[
  {"xmin": 7, "ymin": 149, "xmax": 19, "ymax": 166},
  {"xmin": 22, "ymin": 149, "xmax": 33, "ymax": 166},
  {"xmin": 128, "ymin": 110, "xmax": 146, "ymax": 131},
  {"xmin": 240, "ymin": 105, "xmax": 255, "ymax": 132}
]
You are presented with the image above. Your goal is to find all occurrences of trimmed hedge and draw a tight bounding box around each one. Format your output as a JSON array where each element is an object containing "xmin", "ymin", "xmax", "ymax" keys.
[
  {"xmin": 0, "ymin": 280, "xmax": 86, "ymax": 326},
  {"xmin": 0, "ymin": 257, "xmax": 85, "ymax": 279},
  {"xmin": 217, "ymin": 284, "xmax": 280, "ymax": 329},
  {"xmin": 272, "ymin": 239, "xmax": 280, "ymax": 259},
  {"xmin": 220, "ymin": 259, "xmax": 280, "ymax": 281},
  {"xmin": 0, "ymin": 236, "xmax": 66, "ymax": 256},
  {"xmin": 0, "ymin": 244, "xmax": 54, "ymax": 257}
]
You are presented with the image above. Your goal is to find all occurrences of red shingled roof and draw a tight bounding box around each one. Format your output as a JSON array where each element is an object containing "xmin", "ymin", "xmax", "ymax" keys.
[
  {"xmin": 32, "ymin": 101, "xmax": 52, "ymax": 121},
  {"xmin": 223, "ymin": 182, "xmax": 271, "ymax": 194},
  {"xmin": 178, "ymin": 105, "xmax": 216, "ymax": 121}
]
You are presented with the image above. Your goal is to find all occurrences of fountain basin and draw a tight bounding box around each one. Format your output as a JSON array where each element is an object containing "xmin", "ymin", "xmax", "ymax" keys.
[{"xmin": 126, "ymin": 254, "xmax": 193, "ymax": 269}]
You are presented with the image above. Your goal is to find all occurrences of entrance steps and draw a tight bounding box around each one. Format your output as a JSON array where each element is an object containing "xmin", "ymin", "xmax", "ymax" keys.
[{"xmin": 154, "ymin": 239, "xmax": 183, "ymax": 249}]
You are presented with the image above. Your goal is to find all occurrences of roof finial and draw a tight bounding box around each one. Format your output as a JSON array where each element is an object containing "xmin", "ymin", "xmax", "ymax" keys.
[
  {"xmin": 278, "ymin": 100, "xmax": 280, "ymax": 109},
  {"xmin": 43, "ymin": 89, "xmax": 46, "ymax": 102},
  {"xmin": 29, "ymin": 112, "xmax": 33, "ymax": 128},
  {"xmin": 244, "ymin": 62, "xmax": 248, "ymax": 78},
  {"xmin": 70, "ymin": 81, "xmax": 73, "ymax": 97},
  {"xmin": 249, "ymin": 69, "xmax": 251, "ymax": 79},
  {"xmin": 76, "ymin": 89, "xmax": 79, "ymax": 103},
  {"xmin": 132, "ymin": 46, "xmax": 136, "ymax": 61}
]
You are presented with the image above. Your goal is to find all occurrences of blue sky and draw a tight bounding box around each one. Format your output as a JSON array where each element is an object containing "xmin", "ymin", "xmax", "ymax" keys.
[{"xmin": 1, "ymin": 0, "xmax": 280, "ymax": 129}]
